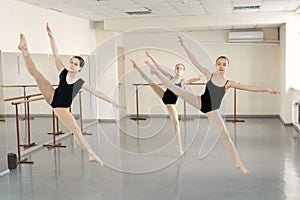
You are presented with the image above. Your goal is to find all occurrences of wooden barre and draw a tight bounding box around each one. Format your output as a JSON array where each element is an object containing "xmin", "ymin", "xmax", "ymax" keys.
[
  {"xmin": 2, "ymin": 84, "xmax": 58, "ymax": 88},
  {"xmin": 132, "ymin": 82, "xmax": 206, "ymax": 86},
  {"xmin": 11, "ymin": 97, "xmax": 45, "ymax": 105},
  {"xmin": 131, "ymin": 82, "xmax": 206, "ymax": 121},
  {"xmin": 4, "ymin": 93, "xmax": 42, "ymax": 102}
]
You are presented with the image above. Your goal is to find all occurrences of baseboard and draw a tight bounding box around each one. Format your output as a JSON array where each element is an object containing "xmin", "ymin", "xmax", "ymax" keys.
[
  {"xmin": 127, "ymin": 114, "xmax": 280, "ymax": 119},
  {"xmin": 98, "ymin": 119, "xmax": 117, "ymax": 123},
  {"xmin": 0, "ymin": 169, "xmax": 9, "ymax": 177},
  {"xmin": 278, "ymin": 115, "xmax": 293, "ymax": 126},
  {"xmin": 293, "ymin": 124, "xmax": 300, "ymax": 134}
]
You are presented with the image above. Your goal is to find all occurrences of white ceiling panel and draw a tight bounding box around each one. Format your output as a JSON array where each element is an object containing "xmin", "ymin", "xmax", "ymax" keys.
[{"xmin": 16, "ymin": 0, "xmax": 300, "ymax": 30}]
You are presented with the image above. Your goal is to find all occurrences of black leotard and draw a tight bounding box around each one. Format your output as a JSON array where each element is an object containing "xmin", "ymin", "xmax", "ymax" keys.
[
  {"xmin": 162, "ymin": 77, "xmax": 183, "ymax": 105},
  {"xmin": 200, "ymin": 74, "xmax": 228, "ymax": 113},
  {"xmin": 50, "ymin": 68, "xmax": 85, "ymax": 108}
]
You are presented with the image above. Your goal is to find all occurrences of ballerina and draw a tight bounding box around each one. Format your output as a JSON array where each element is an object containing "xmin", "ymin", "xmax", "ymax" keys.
[
  {"xmin": 17, "ymin": 23, "xmax": 123, "ymax": 167},
  {"xmin": 144, "ymin": 36, "xmax": 280, "ymax": 175},
  {"xmin": 131, "ymin": 50, "xmax": 202, "ymax": 155}
]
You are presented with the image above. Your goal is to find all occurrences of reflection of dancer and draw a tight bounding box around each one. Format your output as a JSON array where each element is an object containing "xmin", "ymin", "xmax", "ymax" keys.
[
  {"xmin": 131, "ymin": 50, "xmax": 202, "ymax": 155},
  {"xmin": 18, "ymin": 23, "xmax": 122, "ymax": 167},
  {"xmin": 146, "ymin": 36, "xmax": 280, "ymax": 175}
]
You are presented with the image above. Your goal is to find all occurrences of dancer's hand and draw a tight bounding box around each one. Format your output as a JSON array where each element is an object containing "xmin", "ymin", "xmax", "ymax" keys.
[
  {"xmin": 146, "ymin": 50, "xmax": 152, "ymax": 58},
  {"xmin": 267, "ymin": 89, "xmax": 280, "ymax": 94},
  {"xmin": 130, "ymin": 59, "xmax": 138, "ymax": 68},
  {"xmin": 46, "ymin": 23, "xmax": 54, "ymax": 37},
  {"xmin": 178, "ymin": 36, "xmax": 184, "ymax": 46},
  {"xmin": 145, "ymin": 60, "xmax": 150, "ymax": 65}
]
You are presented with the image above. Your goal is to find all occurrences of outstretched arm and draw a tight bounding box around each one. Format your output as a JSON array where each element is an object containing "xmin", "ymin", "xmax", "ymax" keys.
[
  {"xmin": 227, "ymin": 80, "xmax": 280, "ymax": 94},
  {"xmin": 184, "ymin": 75, "xmax": 204, "ymax": 84},
  {"xmin": 82, "ymin": 83, "xmax": 124, "ymax": 109},
  {"xmin": 178, "ymin": 36, "xmax": 211, "ymax": 79},
  {"xmin": 146, "ymin": 50, "xmax": 172, "ymax": 79},
  {"xmin": 46, "ymin": 23, "xmax": 65, "ymax": 73}
]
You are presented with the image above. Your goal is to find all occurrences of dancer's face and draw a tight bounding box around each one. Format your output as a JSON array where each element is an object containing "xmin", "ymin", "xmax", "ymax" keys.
[
  {"xmin": 215, "ymin": 58, "xmax": 228, "ymax": 73},
  {"xmin": 69, "ymin": 58, "xmax": 82, "ymax": 72},
  {"xmin": 174, "ymin": 64, "xmax": 185, "ymax": 76}
]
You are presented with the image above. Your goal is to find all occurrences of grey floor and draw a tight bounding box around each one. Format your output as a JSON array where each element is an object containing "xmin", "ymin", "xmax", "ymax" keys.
[{"xmin": 0, "ymin": 116, "xmax": 300, "ymax": 200}]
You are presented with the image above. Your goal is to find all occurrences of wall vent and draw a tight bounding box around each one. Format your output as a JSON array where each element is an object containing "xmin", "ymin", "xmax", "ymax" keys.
[{"xmin": 292, "ymin": 101, "xmax": 300, "ymax": 125}]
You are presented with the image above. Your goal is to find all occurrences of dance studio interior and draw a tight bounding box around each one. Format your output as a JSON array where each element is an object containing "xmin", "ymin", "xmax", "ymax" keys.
[{"xmin": 1, "ymin": 0, "xmax": 300, "ymax": 199}]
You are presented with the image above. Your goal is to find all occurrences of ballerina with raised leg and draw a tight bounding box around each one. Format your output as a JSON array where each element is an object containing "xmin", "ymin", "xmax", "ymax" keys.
[
  {"xmin": 144, "ymin": 37, "xmax": 280, "ymax": 175},
  {"xmin": 18, "ymin": 23, "xmax": 123, "ymax": 167},
  {"xmin": 131, "ymin": 50, "xmax": 202, "ymax": 155}
]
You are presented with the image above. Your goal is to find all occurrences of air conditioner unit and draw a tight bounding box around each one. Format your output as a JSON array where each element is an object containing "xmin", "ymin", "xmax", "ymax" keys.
[{"xmin": 228, "ymin": 31, "xmax": 264, "ymax": 43}]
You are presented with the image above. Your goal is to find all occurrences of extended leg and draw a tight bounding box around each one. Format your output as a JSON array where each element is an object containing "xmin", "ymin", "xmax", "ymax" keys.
[
  {"xmin": 206, "ymin": 111, "xmax": 249, "ymax": 175},
  {"xmin": 166, "ymin": 105, "xmax": 183, "ymax": 155},
  {"xmin": 148, "ymin": 64, "xmax": 201, "ymax": 110},
  {"xmin": 53, "ymin": 108, "xmax": 104, "ymax": 167},
  {"xmin": 132, "ymin": 59, "xmax": 164, "ymax": 98},
  {"xmin": 18, "ymin": 33, "xmax": 54, "ymax": 104}
]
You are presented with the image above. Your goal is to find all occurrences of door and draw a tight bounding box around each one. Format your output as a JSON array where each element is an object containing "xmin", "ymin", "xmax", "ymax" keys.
[{"xmin": 118, "ymin": 46, "xmax": 126, "ymax": 119}]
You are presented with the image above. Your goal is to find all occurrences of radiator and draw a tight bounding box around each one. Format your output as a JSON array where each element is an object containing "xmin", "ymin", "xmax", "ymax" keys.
[{"xmin": 292, "ymin": 101, "xmax": 300, "ymax": 125}]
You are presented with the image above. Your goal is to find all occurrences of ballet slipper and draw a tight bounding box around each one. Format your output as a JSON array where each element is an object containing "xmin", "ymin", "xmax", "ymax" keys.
[
  {"xmin": 176, "ymin": 143, "xmax": 184, "ymax": 155},
  {"xmin": 87, "ymin": 149, "xmax": 104, "ymax": 167},
  {"xmin": 235, "ymin": 163, "xmax": 250, "ymax": 175},
  {"xmin": 179, "ymin": 149, "xmax": 184, "ymax": 155},
  {"xmin": 18, "ymin": 33, "xmax": 30, "ymax": 58}
]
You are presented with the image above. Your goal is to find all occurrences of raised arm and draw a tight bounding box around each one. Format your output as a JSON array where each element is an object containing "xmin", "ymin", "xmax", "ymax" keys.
[
  {"xmin": 145, "ymin": 50, "xmax": 172, "ymax": 79},
  {"xmin": 82, "ymin": 83, "xmax": 124, "ymax": 109},
  {"xmin": 46, "ymin": 23, "xmax": 65, "ymax": 72},
  {"xmin": 227, "ymin": 80, "xmax": 280, "ymax": 94},
  {"xmin": 178, "ymin": 36, "xmax": 211, "ymax": 79},
  {"xmin": 184, "ymin": 75, "xmax": 204, "ymax": 84}
]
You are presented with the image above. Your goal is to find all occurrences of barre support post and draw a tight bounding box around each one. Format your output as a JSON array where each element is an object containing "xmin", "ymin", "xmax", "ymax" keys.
[
  {"xmin": 226, "ymin": 88, "xmax": 245, "ymax": 123},
  {"xmin": 14, "ymin": 104, "xmax": 33, "ymax": 164},
  {"xmin": 130, "ymin": 84, "xmax": 146, "ymax": 121}
]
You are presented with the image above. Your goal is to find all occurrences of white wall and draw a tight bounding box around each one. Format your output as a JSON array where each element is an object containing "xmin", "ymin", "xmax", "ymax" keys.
[
  {"xmin": 94, "ymin": 23, "xmax": 121, "ymax": 119},
  {"xmin": 0, "ymin": 51, "xmax": 8, "ymax": 175},
  {"xmin": 0, "ymin": 1, "xmax": 96, "ymax": 55},
  {"xmin": 123, "ymin": 29, "xmax": 281, "ymax": 116},
  {"xmin": 0, "ymin": 0, "xmax": 98, "ymax": 117},
  {"xmin": 280, "ymin": 14, "xmax": 300, "ymax": 123}
]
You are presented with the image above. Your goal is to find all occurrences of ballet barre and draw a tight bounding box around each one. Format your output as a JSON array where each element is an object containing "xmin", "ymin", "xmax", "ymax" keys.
[
  {"xmin": 130, "ymin": 82, "xmax": 206, "ymax": 121},
  {"xmin": 5, "ymin": 93, "xmax": 42, "ymax": 149},
  {"xmin": 11, "ymin": 97, "xmax": 45, "ymax": 164},
  {"xmin": 2, "ymin": 84, "xmax": 57, "ymax": 120},
  {"xmin": 131, "ymin": 82, "xmax": 243, "ymax": 123},
  {"xmin": 3, "ymin": 85, "xmax": 44, "ymax": 121}
]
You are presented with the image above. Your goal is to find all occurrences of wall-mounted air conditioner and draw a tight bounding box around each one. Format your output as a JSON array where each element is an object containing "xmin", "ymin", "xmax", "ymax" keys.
[{"xmin": 228, "ymin": 31, "xmax": 264, "ymax": 43}]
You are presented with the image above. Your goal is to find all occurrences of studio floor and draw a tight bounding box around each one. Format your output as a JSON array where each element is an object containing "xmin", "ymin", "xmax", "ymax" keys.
[{"xmin": 0, "ymin": 116, "xmax": 300, "ymax": 200}]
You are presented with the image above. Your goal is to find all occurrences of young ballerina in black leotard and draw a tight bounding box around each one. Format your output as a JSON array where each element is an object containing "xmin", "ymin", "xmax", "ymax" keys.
[
  {"xmin": 18, "ymin": 23, "xmax": 123, "ymax": 167},
  {"xmin": 144, "ymin": 36, "xmax": 280, "ymax": 175},
  {"xmin": 131, "ymin": 50, "xmax": 201, "ymax": 155}
]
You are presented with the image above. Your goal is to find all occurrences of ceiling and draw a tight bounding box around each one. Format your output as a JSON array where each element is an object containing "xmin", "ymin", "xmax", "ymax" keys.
[{"xmin": 17, "ymin": 0, "xmax": 300, "ymax": 30}]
